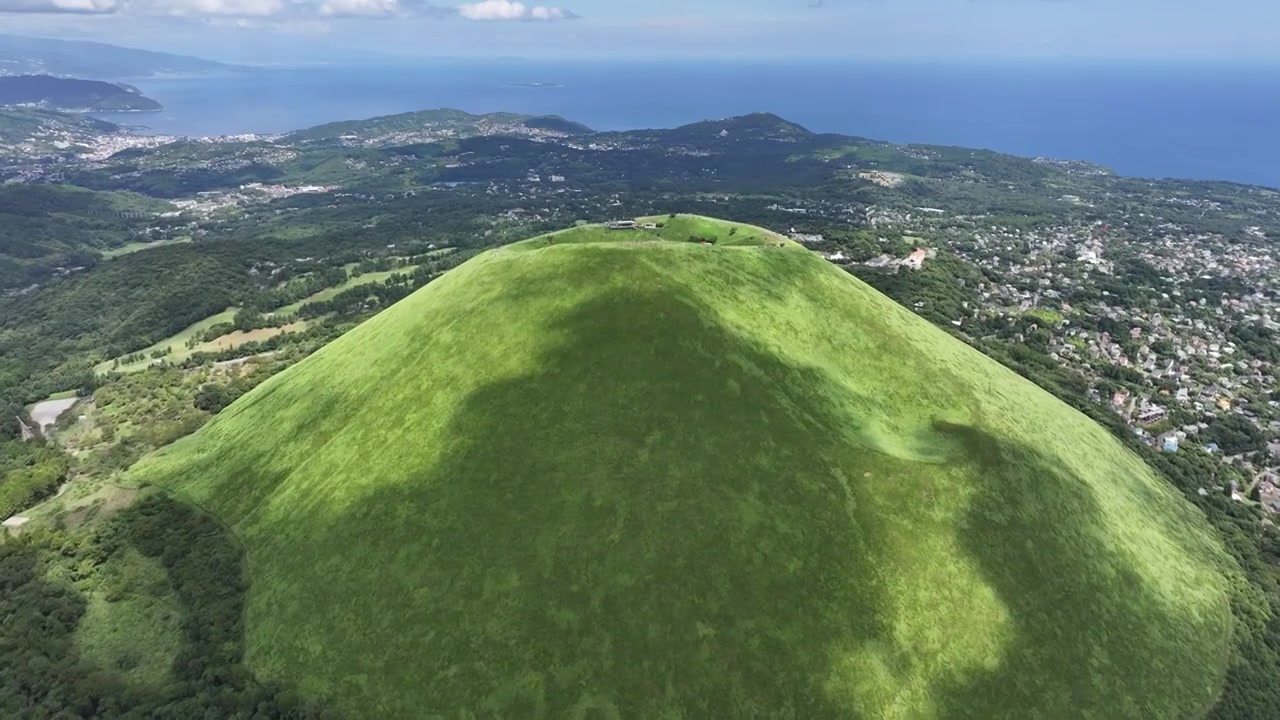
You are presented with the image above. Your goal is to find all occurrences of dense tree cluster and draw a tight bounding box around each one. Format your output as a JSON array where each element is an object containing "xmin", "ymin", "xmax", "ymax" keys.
[
  {"xmin": 851, "ymin": 254, "xmax": 985, "ymax": 329},
  {"xmin": 1201, "ymin": 415, "xmax": 1270, "ymax": 456},
  {"xmin": 1230, "ymin": 323, "xmax": 1280, "ymax": 364},
  {"xmin": 0, "ymin": 184, "xmax": 174, "ymax": 288},
  {"xmin": 0, "ymin": 439, "xmax": 68, "ymax": 520}
]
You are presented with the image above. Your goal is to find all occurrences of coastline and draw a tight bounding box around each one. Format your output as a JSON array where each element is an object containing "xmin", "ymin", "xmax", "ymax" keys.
[
  {"xmin": 71, "ymin": 107, "xmax": 163, "ymax": 114},
  {"xmin": 77, "ymin": 61, "xmax": 1280, "ymax": 188}
]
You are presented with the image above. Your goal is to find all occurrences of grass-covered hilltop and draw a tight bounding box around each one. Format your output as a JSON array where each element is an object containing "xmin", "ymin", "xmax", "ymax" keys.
[{"xmin": 130, "ymin": 215, "xmax": 1237, "ymax": 718}]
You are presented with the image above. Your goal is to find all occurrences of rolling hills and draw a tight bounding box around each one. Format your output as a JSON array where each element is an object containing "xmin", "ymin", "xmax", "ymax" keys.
[
  {"xmin": 129, "ymin": 215, "xmax": 1238, "ymax": 718},
  {"xmin": 0, "ymin": 183, "xmax": 175, "ymax": 289}
]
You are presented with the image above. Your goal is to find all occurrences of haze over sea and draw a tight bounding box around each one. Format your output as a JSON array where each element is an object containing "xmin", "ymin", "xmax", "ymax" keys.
[{"xmin": 101, "ymin": 60, "xmax": 1280, "ymax": 188}]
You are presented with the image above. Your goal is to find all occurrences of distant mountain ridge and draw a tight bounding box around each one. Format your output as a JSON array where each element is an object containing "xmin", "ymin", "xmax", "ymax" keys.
[
  {"xmin": 0, "ymin": 34, "xmax": 245, "ymax": 79},
  {"xmin": 0, "ymin": 75, "xmax": 161, "ymax": 112}
]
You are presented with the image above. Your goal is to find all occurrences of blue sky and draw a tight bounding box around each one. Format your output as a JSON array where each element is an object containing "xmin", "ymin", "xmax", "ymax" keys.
[{"xmin": 1, "ymin": 0, "xmax": 1277, "ymax": 63}]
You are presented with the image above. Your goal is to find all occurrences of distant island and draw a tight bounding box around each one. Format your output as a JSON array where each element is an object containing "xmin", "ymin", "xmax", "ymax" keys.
[
  {"xmin": 0, "ymin": 75, "xmax": 161, "ymax": 113},
  {"xmin": 504, "ymin": 82, "xmax": 564, "ymax": 88}
]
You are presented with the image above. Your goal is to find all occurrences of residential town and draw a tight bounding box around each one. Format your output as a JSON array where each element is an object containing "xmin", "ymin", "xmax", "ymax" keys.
[{"xmin": 852, "ymin": 200, "xmax": 1280, "ymax": 510}]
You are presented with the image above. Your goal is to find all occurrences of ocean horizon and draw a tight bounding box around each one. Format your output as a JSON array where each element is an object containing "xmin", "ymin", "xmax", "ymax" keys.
[{"xmin": 97, "ymin": 60, "xmax": 1280, "ymax": 189}]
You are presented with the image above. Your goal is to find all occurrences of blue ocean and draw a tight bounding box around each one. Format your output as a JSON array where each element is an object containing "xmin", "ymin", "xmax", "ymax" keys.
[{"xmin": 99, "ymin": 60, "xmax": 1280, "ymax": 188}]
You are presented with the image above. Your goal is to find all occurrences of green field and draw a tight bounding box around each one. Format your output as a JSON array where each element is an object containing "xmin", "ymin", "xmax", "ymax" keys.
[
  {"xmin": 274, "ymin": 265, "xmax": 420, "ymax": 316},
  {"xmin": 96, "ymin": 262, "xmax": 411, "ymax": 374},
  {"xmin": 96, "ymin": 312, "xmax": 307, "ymax": 375},
  {"xmin": 130, "ymin": 216, "xmax": 1236, "ymax": 718},
  {"xmin": 75, "ymin": 548, "xmax": 184, "ymax": 688},
  {"xmin": 95, "ymin": 308, "xmax": 238, "ymax": 374},
  {"xmin": 101, "ymin": 237, "xmax": 193, "ymax": 259}
]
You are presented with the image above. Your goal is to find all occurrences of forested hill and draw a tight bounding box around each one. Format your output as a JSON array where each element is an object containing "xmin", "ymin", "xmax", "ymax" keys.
[
  {"xmin": 287, "ymin": 109, "xmax": 594, "ymax": 145},
  {"xmin": 0, "ymin": 75, "xmax": 161, "ymax": 112},
  {"xmin": 521, "ymin": 115, "xmax": 593, "ymax": 134},
  {"xmin": 0, "ymin": 33, "xmax": 241, "ymax": 79}
]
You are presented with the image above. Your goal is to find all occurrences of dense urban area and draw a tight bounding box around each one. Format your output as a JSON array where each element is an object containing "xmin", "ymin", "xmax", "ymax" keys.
[{"xmin": 3, "ymin": 103, "xmax": 1280, "ymax": 718}]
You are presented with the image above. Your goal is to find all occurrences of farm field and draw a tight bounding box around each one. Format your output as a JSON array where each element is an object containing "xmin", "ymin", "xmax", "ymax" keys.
[
  {"xmin": 97, "ymin": 310, "xmax": 306, "ymax": 375},
  {"xmin": 197, "ymin": 323, "xmax": 307, "ymax": 354},
  {"xmin": 101, "ymin": 237, "xmax": 192, "ymax": 259},
  {"xmin": 129, "ymin": 216, "xmax": 1236, "ymax": 719}
]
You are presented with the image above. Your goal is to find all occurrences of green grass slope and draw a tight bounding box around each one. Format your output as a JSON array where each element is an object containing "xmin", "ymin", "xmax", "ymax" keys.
[{"xmin": 130, "ymin": 216, "xmax": 1236, "ymax": 719}]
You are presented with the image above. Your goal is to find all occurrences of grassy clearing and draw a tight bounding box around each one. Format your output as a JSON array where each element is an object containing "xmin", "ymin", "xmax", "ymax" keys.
[
  {"xmin": 101, "ymin": 237, "xmax": 192, "ymax": 259},
  {"xmin": 96, "ymin": 308, "xmax": 238, "ymax": 374},
  {"xmin": 132, "ymin": 216, "xmax": 1236, "ymax": 719},
  {"xmin": 274, "ymin": 266, "xmax": 420, "ymax": 316},
  {"xmin": 803, "ymin": 143, "xmax": 914, "ymax": 166},
  {"xmin": 75, "ymin": 547, "xmax": 184, "ymax": 688},
  {"xmin": 97, "ymin": 312, "xmax": 307, "ymax": 376},
  {"xmin": 5, "ymin": 491, "xmax": 289, "ymax": 716}
]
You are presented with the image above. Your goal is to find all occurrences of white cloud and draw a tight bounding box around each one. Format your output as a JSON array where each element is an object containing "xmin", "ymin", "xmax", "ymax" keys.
[
  {"xmin": 458, "ymin": 0, "xmax": 519, "ymax": 19},
  {"xmin": 317, "ymin": 0, "xmax": 396, "ymax": 16},
  {"xmin": 130, "ymin": 0, "xmax": 286, "ymax": 15},
  {"xmin": 315, "ymin": 0, "xmax": 454, "ymax": 18},
  {"xmin": 458, "ymin": 0, "xmax": 572, "ymax": 21},
  {"xmin": 529, "ymin": 5, "xmax": 561, "ymax": 20},
  {"xmin": 0, "ymin": 0, "xmax": 117, "ymax": 12},
  {"xmin": 0, "ymin": 0, "xmax": 576, "ymax": 19},
  {"xmin": 205, "ymin": 14, "xmax": 332, "ymax": 31}
]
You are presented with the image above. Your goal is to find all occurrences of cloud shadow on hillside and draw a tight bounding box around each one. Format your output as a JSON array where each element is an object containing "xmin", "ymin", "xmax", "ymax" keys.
[
  {"xmin": 929, "ymin": 421, "xmax": 1231, "ymax": 718},
  {"xmin": 300, "ymin": 284, "xmax": 904, "ymax": 717},
  {"xmin": 235, "ymin": 279, "xmax": 1228, "ymax": 718}
]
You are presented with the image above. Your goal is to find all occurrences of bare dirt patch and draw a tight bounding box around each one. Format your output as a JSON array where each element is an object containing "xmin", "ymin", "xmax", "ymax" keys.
[
  {"xmin": 198, "ymin": 323, "xmax": 306, "ymax": 355},
  {"xmin": 29, "ymin": 397, "xmax": 79, "ymax": 433},
  {"xmin": 857, "ymin": 170, "xmax": 906, "ymax": 188}
]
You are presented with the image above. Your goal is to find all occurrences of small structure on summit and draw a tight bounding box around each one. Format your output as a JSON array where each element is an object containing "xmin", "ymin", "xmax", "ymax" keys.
[{"xmin": 607, "ymin": 220, "xmax": 637, "ymax": 230}]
